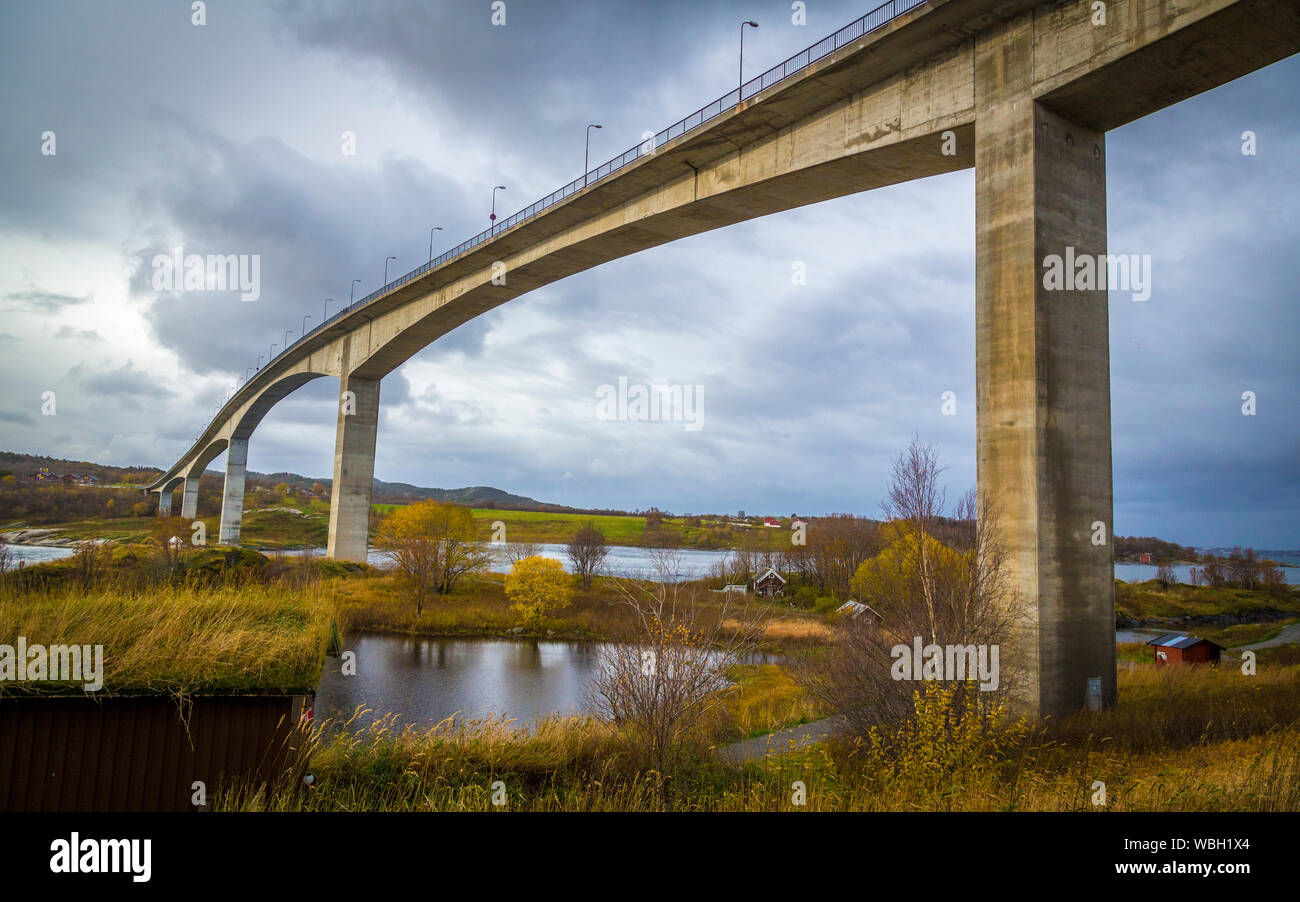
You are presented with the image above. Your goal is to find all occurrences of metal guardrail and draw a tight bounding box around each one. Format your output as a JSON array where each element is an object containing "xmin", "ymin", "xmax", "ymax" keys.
[{"xmin": 196, "ymin": 0, "xmax": 928, "ymax": 447}]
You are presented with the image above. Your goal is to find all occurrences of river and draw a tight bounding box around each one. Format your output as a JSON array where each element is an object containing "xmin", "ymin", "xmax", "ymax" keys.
[{"xmin": 6, "ymin": 541, "xmax": 1297, "ymax": 584}]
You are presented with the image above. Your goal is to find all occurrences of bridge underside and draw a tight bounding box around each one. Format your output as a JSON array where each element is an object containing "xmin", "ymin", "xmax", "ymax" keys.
[{"xmin": 146, "ymin": 0, "xmax": 1300, "ymax": 718}]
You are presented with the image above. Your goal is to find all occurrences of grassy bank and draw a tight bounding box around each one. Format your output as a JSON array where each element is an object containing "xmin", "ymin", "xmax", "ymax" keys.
[
  {"xmin": 0, "ymin": 581, "xmax": 334, "ymax": 694},
  {"xmin": 221, "ymin": 662, "xmax": 1300, "ymax": 812},
  {"xmin": 1117, "ymin": 579, "xmax": 1300, "ymax": 622},
  {"xmin": 333, "ymin": 570, "xmax": 831, "ymax": 650}
]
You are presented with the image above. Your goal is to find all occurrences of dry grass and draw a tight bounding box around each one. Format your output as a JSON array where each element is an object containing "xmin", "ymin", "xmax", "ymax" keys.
[
  {"xmin": 0, "ymin": 581, "xmax": 334, "ymax": 693},
  {"xmin": 222, "ymin": 659, "xmax": 1300, "ymax": 812}
]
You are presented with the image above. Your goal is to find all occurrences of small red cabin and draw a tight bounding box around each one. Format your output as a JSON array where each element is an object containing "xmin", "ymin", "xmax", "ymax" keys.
[{"xmin": 1147, "ymin": 633, "xmax": 1222, "ymax": 665}]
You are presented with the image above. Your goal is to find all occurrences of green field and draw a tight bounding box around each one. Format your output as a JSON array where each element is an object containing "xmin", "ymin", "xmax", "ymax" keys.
[{"xmin": 36, "ymin": 495, "xmax": 783, "ymax": 551}]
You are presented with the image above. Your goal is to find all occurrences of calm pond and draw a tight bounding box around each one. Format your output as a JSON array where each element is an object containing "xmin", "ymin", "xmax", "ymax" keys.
[
  {"xmin": 314, "ymin": 635, "xmax": 606, "ymax": 729},
  {"xmin": 314, "ymin": 634, "xmax": 784, "ymax": 730}
]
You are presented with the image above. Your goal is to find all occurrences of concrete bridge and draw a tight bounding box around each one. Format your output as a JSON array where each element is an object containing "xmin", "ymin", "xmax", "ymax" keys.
[{"xmin": 145, "ymin": 0, "xmax": 1299, "ymax": 717}]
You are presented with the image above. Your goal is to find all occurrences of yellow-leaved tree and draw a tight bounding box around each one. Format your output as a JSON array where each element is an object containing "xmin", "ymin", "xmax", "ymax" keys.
[
  {"xmin": 505, "ymin": 555, "xmax": 573, "ymax": 627},
  {"xmin": 375, "ymin": 500, "xmax": 488, "ymax": 615}
]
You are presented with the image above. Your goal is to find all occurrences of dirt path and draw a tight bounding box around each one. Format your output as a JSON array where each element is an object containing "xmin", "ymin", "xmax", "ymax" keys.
[
  {"xmin": 718, "ymin": 718, "xmax": 836, "ymax": 765},
  {"xmin": 1234, "ymin": 621, "xmax": 1300, "ymax": 651}
]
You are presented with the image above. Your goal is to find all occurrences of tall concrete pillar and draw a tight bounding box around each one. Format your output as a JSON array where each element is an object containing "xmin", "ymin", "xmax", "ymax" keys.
[
  {"xmin": 157, "ymin": 489, "xmax": 173, "ymax": 517},
  {"xmin": 327, "ymin": 375, "xmax": 380, "ymax": 562},
  {"xmin": 180, "ymin": 476, "xmax": 200, "ymax": 520},
  {"xmin": 974, "ymin": 15, "xmax": 1115, "ymax": 718},
  {"xmin": 219, "ymin": 437, "xmax": 248, "ymax": 545}
]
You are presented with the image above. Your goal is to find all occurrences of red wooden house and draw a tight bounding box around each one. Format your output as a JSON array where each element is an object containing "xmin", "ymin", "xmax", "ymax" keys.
[{"xmin": 1147, "ymin": 633, "xmax": 1222, "ymax": 665}]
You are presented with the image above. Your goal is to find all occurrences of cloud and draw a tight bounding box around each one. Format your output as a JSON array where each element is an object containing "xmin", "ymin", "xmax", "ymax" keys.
[
  {"xmin": 5, "ymin": 289, "xmax": 91, "ymax": 311},
  {"xmin": 72, "ymin": 360, "xmax": 175, "ymax": 403},
  {"xmin": 54, "ymin": 325, "xmax": 102, "ymax": 342},
  {"xmin": 0, "ymin": 1, "xmax": 1295, "ymax": 546}
]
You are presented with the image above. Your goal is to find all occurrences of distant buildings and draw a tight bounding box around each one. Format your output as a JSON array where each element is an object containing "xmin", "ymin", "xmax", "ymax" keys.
[
  {"xmin": 836, "ymin": 599, "xmax": 883, "ymax": 625},
  {"xmin": 751, "ymin": 567, "xmax": 786, "ymax": 598}
]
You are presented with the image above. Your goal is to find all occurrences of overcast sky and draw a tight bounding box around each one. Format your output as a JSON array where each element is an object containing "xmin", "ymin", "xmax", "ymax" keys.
[{"xmin": 1, "ymin": 0, "xmax": 1296, "ymax": 548}]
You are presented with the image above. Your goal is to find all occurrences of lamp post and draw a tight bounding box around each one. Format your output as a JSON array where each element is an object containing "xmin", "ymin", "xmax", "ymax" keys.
[
  {"xmin": 269, "ymin": 343, "xmax": 277, "ymax": 361},
  {"xmin": 302, "ymin": 315, "xmax": 312, "ymax": 338},
  {"xmin": 256, "ymin": 355, "xmax": 263, "ymax": 371},
  {"xmin": 350, "ymin": 280, "xmax": 361, "ymax": 308},
  {"xmin": 429, "ymin": 226, "xmax": 443, "ymax": 265},
  {"xmin": 740, "ymin": 20, "xmax": 758, "ymax": 95},
  {"xmin": 491, "ymin": 185, "xmax": 506, "ymax": 227},
  {"xmin": 384, "ymin": 256, "xmax": 396, "ymax": 286},
  {"xmin": 324, "ymin": 298, "xmax": 334, "ymax": 322},
  {"xmin": 584, "ymin": 123, "xmax": 602, "ymax": 186},
  {"xmin": 284, "ymin": 330, "xmax": 293, "ymax": 349}
]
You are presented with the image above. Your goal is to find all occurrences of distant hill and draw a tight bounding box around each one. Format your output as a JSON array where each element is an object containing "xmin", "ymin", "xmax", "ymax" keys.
[
  {"xmin": 253, "ymin": 471, "xmax": 547, "ymax": 510},
  {"xmin": 0, "ymin": 449, "xmax": 650, "ymax": 517}
]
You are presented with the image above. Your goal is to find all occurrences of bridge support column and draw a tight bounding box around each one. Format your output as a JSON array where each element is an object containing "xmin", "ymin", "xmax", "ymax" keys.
[
  {"xmin": 180, "ymin": 476, "xmax": 200, "ymax": 520},
  {"xmin": 327, "ymin": 375, "xmax": 380, "ymax": 563},
  {"xmin": 157, "ymin": 489, "xmax": 173, "ymax": 517},
  {"xmin": 974, "ymin": 15, "xmax": 1115, "ymax": 719},
  {"xmin": 219, "ymin": 437, "xmax": 248, "ymax": 545}
]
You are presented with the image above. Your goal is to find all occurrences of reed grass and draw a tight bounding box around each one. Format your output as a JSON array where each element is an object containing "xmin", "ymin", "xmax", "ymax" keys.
[{"xmin": 0, "ymin": 581, "xmax": 334, "ymax": 693}]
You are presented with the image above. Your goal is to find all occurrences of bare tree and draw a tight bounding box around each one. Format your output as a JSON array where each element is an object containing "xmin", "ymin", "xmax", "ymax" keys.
[
  {"xmin": 794, "ymin": 439, "xmax": 1023, "ymax": 737},
  {"xmin": 502, "ymin": 540, "xmax": 541, "ymax": 566},
  {"xmin": 71, "ymin": 540, "xmax": 106, "ymax": 590},
  {"xmin": 587, "ymin": 549, "xmax": 768, "ymax": 797},
  {"xmin": 790, "ymin": 513, "xmax": 879, "ymax": 599},
  {"xmin": 567, "ymin": 521, "xmax": 609, "ymax": 589},
  {"xmin": 0, "ymin": 535, "xmax": 12, "ymax": 577},
  {"xmin": 1155, "ymin": 561, "xmax": 1177, "ymax": 588}
]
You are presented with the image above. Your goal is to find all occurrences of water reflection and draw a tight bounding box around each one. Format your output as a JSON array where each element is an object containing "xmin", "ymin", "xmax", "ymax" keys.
[
  {"xmin": 315, "ymin": 635, "xmax": 606, "ymax": 730},
  {"xmin": 314, "ymin": 634, "xmax": 783, "ymax": 731}
]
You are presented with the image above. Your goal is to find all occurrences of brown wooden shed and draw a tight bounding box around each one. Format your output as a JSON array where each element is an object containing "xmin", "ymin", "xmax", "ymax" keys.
[{"xmin": 1147, "ymin": 633, "xmax": 1222, "ymax": 665}]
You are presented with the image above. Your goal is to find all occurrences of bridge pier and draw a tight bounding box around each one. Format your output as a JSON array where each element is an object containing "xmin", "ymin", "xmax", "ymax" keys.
[
  {"xmin": 326, "ymin": 375, "xmax": 380, "ymax": 563},
  {"xmin": 218, "ymin": 437, "xmax": 248, "ymax": 545},
  {"xmin": 974, "ymin": 15, "xmax": 1116, "ymax": 719},
  {"xmin": 180, "ymin": 476, "xmax": 200, "ymax": 520},
  {"xmin": 157, "ymin": 489, "xmax": 173, "ymax": 517}
]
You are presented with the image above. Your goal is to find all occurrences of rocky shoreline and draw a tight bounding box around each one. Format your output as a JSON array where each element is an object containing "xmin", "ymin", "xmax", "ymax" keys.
[
  {"xmin": 0, "ymin": 528, "xmax": 87, "ymax": 548},
  {"xmin": 1116, "ymin": 608, "xmax": 1294, "ymax": 630}
]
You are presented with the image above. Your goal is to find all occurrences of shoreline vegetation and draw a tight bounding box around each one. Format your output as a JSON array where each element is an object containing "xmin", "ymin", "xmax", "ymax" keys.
[{"xmin": 3, "ymin": 468, "xmax": 1298, "ymax": 812}]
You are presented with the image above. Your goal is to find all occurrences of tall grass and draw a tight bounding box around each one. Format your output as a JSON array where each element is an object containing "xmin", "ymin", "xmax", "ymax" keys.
[
  {"xmin": 220, "ymin": 662, "xmax": 1300, "ymax": 812},
  {"xmin": 0, "ymin": 581, "xmax": 334, "ymax": 693}
]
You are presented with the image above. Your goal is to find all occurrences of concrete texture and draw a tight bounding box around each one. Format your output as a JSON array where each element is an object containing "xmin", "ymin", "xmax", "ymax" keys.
[
  {"xmin": 975, "ymin": 12, "xmax": 1116, "ymax": 718},
  {"xmin": 218, "ymin": 437, "xmax": 248, "ymax": 545},
  {"xmin": 326, "ymin": 375, "xmax": 380, "ymax": 563},
  {"xmin": 142, "ymin": 0, "xmax": 1300, "ymax": 716},
  {"xmin": 180, "ymin": 476, "xmax": 199, "ymax": 520}
]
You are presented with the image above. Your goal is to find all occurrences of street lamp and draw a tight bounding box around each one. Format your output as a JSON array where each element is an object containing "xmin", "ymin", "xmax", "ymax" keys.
[
  {"xmin": 302, "ymin": 314, "xmax": 312, "ymax": 337},
  {"xmin": 269, "ymin": 343, "xmax": 277, "ymax": 360},
  {"xmin": 349, "ymin": 280, "xmax": 361, "ymax": 308},
  {"xmin": 284, "ymin": 330, "xmax": 293, "ymax": 348},
  {"xmin": 384, "ymin": 256, "xmax": 396, "ymax": 286},
  {"xmin": 490, "ymin": 185, "xmax": 506, "ymax": 227},
  {"xmin": 324, "ymin": 298, "xmax": 334, "ymax": 323},
  {"xmin": 740, "ymin": 20, "xmax": 758, "ymax": 95},
  {"xmin": 429, "ymin": 226, "xmax": 443, "ymax": 265},
  {"xmin": 584, "ymin": 123, "xmax": 602, "ymax": 186},
  {"xmin": 256, "ymin": 355, "xmax": 263, "ymax": 371}
]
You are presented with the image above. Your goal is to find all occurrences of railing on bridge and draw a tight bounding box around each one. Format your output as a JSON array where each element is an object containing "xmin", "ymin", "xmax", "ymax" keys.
[{"xmin": 196, "ymin": 0, "xmax": 928, "ymax": 446}]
